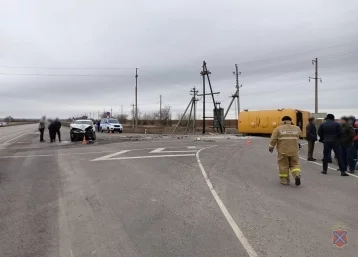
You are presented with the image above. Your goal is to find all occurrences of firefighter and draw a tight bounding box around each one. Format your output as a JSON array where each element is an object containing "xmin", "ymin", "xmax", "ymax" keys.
[{"xmin": 269, "ymin": 116, "xmax": 302, "ymax": 186}]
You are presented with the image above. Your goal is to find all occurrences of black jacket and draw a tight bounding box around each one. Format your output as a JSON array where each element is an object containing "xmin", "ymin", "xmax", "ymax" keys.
[
  {"xmin": 340, "ymin": 124, "xmax": 355, "ymax": 147},
  {"xmin": 306, "ymin": 123, "xmax": 317, "ymax": 142},
  {"xmin": 318, "ymin": 120, "xmax": 342, "ymax": 143},
  {"xmin": 53, "ymin": 120, "xmax": 62, "ymax": 130}
]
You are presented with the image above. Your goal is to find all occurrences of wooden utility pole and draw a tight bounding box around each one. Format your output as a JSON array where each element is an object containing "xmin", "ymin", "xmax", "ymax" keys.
[
  {"xmin": 131, "ymin": 103, "xmax": 135, "ymax": 129},
  {"xmin": 309, "ymin": 58, "xmax": 322, "ymax": 114},
  {"xmin": 135, "ymin": 68, "xmax": 138, "ymax": 127},
  {"xmin": 159, "ymin": 95, "xmax": 162, "ymax": 120},
  {"xmin": 234, "ymin": 64, "xmax": 242, "ymax": 128},
  {"xmin": 201, "ymin": 64, "xmax": 206, "ymax": 134},
  {"xmin": 190, "ymin": 86, "xmax": 199, "ymax": 134}
]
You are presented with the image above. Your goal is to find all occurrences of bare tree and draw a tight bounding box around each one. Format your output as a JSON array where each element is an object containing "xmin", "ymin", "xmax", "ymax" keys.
[{"xmin": 116, "ymin": 114, "xmax": 129, "ymax": 124}]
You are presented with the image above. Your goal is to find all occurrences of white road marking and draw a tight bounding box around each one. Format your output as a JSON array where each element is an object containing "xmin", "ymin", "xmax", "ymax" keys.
[
  {"xmin": 90, "ymin": 150, "xmax": 131, "ymax": 161},
  {"xmin": 150, "ymin": 148, "xmax": 165, "ymax": 153},
  {"xmin": 196, "ymin": 146, "xmax": 258, "ymax": 257},
  {"xmin": 92, "ymin": 154, "xmax": 195, "ymax": 161},
  {"xmin": 3, "ymin": 132, "xmax": 32, "ymax": 144},
  {"xmin": 187, "ymin": 146, "xmax": 196, "ymax": 149},
  {"xmin": 0, "ymin": 146, "xmax": 215, "ymax": 159},
  {"xmin": 0, "ymin": 154, "xmax": 53, "ymax": 158},
  {"xmin": 300, "ymin": 142, "xmax": 308, "ymax": 146},
  {"xmin": 299, "ymin": 156, "xmax": 358, "ymax": 178},
  {"xmin": 149, "ymin": 147, "xmax": 197, "ymax": 153}
]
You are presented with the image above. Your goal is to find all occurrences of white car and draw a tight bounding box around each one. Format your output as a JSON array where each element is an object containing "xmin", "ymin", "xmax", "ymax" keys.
[
  {"xmin": 70, "ymin": 119, "xmax": 96, "ymax": 141},
  {"xmin": 100, "ymin": 118, "xmax": 123, "ymax": 133}
]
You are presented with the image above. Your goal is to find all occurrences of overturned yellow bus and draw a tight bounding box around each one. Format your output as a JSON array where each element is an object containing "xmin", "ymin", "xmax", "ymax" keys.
[{"xmin": 238, "ymin": 109, "xmax": 311, "ymax": 137}]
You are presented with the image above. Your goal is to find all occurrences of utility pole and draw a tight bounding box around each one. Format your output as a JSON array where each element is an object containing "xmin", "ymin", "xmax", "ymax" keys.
[
  {"xmin": 190, "ymin": 86, "xmax": 199, "ymax": 134},
  {"xmin": 131, "ymin": 103, "xmax": 135, "ymax": 129},
  {"xmin": 121, "ymin": 105, "xmax": 123, "ymax": 116},
  {"xmin": 199, "ymin": 61, "xmax": 223, "ymax": 134},
  {"xmin": 111, "ymin": 107, "xmax": 113, "ymax": 118},
  {"xmin": 201, "ymin": 64, "xmax": 206, "ymax": 134},
  {"xmin": 159, "ymin": 95, "xmax": 162, "ymax": 120},
  {"xmin": 135, "ymin": 68, "xmax": 138, "ymax": 127},
  {"xmin": 309, "ymin": 58, "xmax": 322, "ymax": 114},
  {"xmin": 234, "ymin": 64, "xmax": 241, "ymax": 121}
]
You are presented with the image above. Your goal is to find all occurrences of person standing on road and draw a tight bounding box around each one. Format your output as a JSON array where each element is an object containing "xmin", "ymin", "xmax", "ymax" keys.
[
  {"xmin": 53, "ymin": 118, "xmax": 62, "ymax": 142},
  {"xmin": 269, "ymin": 116, "xmax": 302, "ymax": 186},
  {"xmin": 97, "ymin": 120, "xmax": 101, "ymax": 132},
  {"xmin": 339, "ymin": 116, "xmax": 355, "ymax": 174},
  {"xmin": 48, "ymin": 119, "xmax": 55, "ymax": 143},
  {"xmin": 38, "ymin": 116, "xmax": 46, "ymax": 142},
  {"xmin": 318, "ymin": 114, "xmax": 348, "ymax": 176},
  {"xmin": 348, "ymin": 116, "xmax": 357, "ymax": 172},
  {"xmin": 306, "ymin": 117, "xmax": 317, "ymax": 161}
]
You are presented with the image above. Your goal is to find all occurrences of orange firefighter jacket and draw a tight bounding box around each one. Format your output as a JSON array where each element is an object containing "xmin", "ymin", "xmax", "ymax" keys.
[{"xmin": 269, "ymin": 121, "xmax": 302, "ymax": 156}]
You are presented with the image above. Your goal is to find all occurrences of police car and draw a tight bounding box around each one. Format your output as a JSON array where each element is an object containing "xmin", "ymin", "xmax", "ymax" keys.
[
  {"xmin": 100, "ymin": 118, "xmax": 123, "ymax": 133},
  {"xmin": 70, "ymin": 119, "xmax": 96, "ymax": 141}
]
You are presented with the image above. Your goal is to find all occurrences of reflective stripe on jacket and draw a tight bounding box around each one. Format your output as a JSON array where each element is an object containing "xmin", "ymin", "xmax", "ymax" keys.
[{"xmin": 269, "ymin": 121, "xmax": 301, "ymax": 156}]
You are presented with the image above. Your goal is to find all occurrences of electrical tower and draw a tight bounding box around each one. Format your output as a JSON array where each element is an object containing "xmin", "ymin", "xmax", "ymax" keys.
[
  {"xmin": 199, "ymin": 61, "xmax": 223, "ymax": 134},
  {"xmin": 309, "ymin": 58, "xmax": 322, "ymax": 114}
]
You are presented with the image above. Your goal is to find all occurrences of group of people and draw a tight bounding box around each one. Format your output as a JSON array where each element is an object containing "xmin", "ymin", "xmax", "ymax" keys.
[
  {"xmin": 268, "ymin": 114, "xmax": 358, "ymax": 186},
  {"xmin": 38, "ymin": 116, "xmax": 62, "ymax": 143},
  {"xmin": 306, "ymin": 114, "xmax": 357, "ymax": 175}
]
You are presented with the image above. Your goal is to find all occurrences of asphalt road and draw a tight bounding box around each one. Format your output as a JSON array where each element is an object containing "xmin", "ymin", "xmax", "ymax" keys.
[{"xmin": 0, "ymin": 124, "xmax": 357, "ymax": 257}]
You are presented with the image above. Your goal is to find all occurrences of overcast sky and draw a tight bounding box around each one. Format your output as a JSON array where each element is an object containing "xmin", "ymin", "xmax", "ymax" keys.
[{"xmin": 1, "ymin": 0, "xmax": 358, "ymax": 119}]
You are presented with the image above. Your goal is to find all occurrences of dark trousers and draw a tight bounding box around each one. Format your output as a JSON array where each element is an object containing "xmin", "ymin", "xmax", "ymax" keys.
[
  {"xmin": 341, "ymin": 145, "xmax": 355, "ymax": 172},
  {"xmin": 39, "ymin": 128, "xmax": 44, "ymax": 141},
  {"xmin": 49, "ymin": 129, "xmax": 55, "ymax": 142},
  {"xmin": 350, "ymin": 141, "xmax": 357, "ymax": 170},
  {"xmin": 307, "ymin": 141, "xmax": 315, "ymax": 159},
  {"xmin": 97, "ymin": 125, "xmax": 100, "ymax": 132},
  {"xmin": 54, "ymin": 129, "xmax": 61, "ymax": 141},
  {"xmin": 323, "ymin": 143, "xmax": 343, "ymax": 172}
]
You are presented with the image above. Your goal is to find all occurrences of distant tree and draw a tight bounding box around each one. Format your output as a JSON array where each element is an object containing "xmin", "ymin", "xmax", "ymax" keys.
[
  {"xmin": 116, "ymin": 113, "xmax": 129, "ymax": 124},
  {"xmin": 4, "ymin": 116, "xmax": 13, "ymax": 122}
]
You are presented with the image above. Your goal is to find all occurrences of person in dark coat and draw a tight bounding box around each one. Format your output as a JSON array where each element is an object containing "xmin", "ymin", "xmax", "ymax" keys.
[
  {"xmin": 53, "ymin": 118, "xmax": 62, "ymax": 142},
  {"xmin": 339, "ymin": 116, "xmax": 356, "ymax": 173},
  {"xmin": 306, "ymin": 117, "xmax": 317, "ymax": 161},
  {"xmin": 320, "ymin": 117, "xmax": 333, "ymax": 163},
  {"xmin": 97, "ymin": 120, "xmax": 101, "ymax": 132},
  {"xmin": 318, "ymin": 114, "xmax": 348, "ymax": 176},
  {"xmin": 48, "ymin": 119, "xmax": 55, "ymax": 143}
]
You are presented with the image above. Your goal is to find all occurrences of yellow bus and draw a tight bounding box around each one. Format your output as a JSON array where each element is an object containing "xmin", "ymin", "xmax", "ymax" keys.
[{"xmin": 238, "ymin": 109, "xmax": 311, "ymax": 137}]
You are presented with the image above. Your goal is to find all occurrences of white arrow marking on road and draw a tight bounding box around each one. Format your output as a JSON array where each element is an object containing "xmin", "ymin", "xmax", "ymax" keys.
[
  {"xmin": 91, "ymin": 150, "xmax": 131, "ymax": 161},
  {"xmin": 149, "ymin": 147, "xmax": 197, "ymax": 153}
]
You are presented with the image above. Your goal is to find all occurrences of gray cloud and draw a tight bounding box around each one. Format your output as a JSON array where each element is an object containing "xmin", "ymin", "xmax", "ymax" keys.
[{"xmin": 1, "ymin": 0, "xmax": 358, "ymax": 119}]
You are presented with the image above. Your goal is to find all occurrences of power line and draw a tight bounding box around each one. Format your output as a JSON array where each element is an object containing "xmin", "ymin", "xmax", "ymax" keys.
[
  {"xmin": 0, "ymin": 72, "xmax": 129, "ymax": 77},
  {"xmin": 235, "ymin": 38, "xmax": 358, "ymax": 66},
  {"xmin": 0, "ymin": 66, "xmax": 135, "ymax": 70}
]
